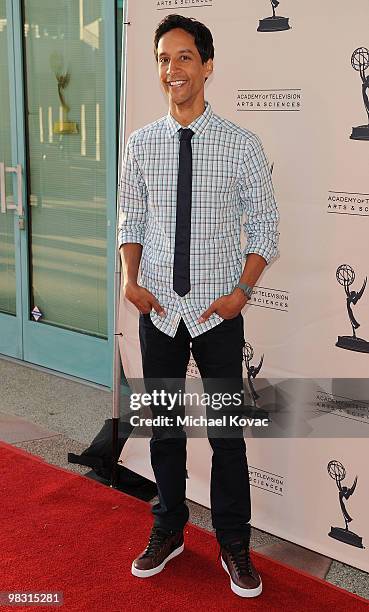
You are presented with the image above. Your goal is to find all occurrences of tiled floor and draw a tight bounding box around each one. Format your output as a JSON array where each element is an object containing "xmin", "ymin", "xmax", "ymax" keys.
[{"xmin": 1, "ymin": 356, "xmax": 368, "ymax": 600}]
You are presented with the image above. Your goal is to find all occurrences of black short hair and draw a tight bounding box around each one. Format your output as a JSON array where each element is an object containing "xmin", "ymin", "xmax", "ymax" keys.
[{"xmin": 154, "ymin": 14, "xmax": 214, "ymax": 64}]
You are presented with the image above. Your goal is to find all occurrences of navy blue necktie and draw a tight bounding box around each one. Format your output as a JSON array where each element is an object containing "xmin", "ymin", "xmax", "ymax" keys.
[{"xmin": 173, "ymin": 128, "xmax": 194, "ymax": 297}]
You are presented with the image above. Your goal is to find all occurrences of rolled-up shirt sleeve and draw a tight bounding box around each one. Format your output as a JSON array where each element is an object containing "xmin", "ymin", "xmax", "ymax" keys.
[
  {"xmin": 117, "ymin": 134, "xmax": 148, "ymax": 248},
  {"xmin": 239, "ymin": 133, "xmax": 280, "ymax": 265}
]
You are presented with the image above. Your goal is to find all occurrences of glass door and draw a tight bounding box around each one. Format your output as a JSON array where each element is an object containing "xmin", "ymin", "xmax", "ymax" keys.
[
  {"xmin": 0, "ymin": 0, "xmax": 118, "ymax": 386},
  {"xmin": 0, "ymin": 0, "xmax": 23, "ymax": 358}
]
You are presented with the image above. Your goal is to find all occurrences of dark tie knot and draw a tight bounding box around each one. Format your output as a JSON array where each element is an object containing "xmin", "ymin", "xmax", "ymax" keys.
[{"xmin": 179, "ymin": 128, "xmax": 194, "ymax": 142}]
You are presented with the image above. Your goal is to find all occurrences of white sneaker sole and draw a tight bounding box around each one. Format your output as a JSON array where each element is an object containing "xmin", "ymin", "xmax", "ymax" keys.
[
  {"xmin": 131, "ymin": 543, "xmax": 184, "ymax": 578},
  {"xmin": 221, "ymin": 557, "xmax": 263, "ymax": 598}
]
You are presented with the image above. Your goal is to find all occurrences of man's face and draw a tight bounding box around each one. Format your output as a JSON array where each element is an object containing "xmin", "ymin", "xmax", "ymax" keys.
[{"xmin": 157, "ymin": 28, "xmax": 213, "ymax": 108}]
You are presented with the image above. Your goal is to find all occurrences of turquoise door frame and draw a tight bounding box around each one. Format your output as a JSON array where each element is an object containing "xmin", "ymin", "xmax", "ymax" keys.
[
  {"xmin": 0, "ymin": 0, "xmax": 24, "ymax": 359},
  {"xmin": 0, "ymin": 0, "xmax": 120, "ymax": 387}
]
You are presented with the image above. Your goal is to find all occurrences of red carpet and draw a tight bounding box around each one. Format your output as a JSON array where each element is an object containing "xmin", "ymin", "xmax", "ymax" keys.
[{"xmin": 0, "ymin": 440, "xmax": 368, "ymax": 612}]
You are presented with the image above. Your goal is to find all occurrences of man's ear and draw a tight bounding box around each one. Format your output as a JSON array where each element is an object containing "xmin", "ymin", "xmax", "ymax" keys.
[{"xmin": 204, "ymin": 58, "xmax": 213, "ymax": 81}]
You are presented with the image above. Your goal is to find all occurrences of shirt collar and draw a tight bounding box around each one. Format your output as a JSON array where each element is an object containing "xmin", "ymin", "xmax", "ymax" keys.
[{"xmin": 166, "ymin": 101, "xmax": 213, "ymax": 139}]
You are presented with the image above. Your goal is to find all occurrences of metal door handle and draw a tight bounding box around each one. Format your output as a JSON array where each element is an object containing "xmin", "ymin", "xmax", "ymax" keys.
[
  {"xmin": 0, "ymin": 162, "xmax": 23, "ymax": 216},
  {"xmin": 0, "ymin": 162, "xmax": 5, "ymax": 213}
]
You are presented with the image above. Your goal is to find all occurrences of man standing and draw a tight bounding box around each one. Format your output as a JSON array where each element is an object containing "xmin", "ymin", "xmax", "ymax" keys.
[{"xmin": 118, "ymin": 14, "xmax": 279, "ymax": 598}]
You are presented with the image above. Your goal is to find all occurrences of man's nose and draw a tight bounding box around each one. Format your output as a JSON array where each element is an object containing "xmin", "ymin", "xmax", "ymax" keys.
[{"xmin": 166, "ymin": 58, "xmax": 179, "ymax": 75}]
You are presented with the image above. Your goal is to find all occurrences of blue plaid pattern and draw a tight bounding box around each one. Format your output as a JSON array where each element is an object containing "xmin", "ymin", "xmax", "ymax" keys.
[{"xmin": 118, "ymin": 102, "xmax": 280, "ymax": 338}]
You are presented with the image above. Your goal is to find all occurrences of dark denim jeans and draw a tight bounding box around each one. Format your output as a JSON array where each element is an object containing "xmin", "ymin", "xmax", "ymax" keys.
[{"xmin": 138, "ymin": 312, "xmax": 251, "ymax": 546}]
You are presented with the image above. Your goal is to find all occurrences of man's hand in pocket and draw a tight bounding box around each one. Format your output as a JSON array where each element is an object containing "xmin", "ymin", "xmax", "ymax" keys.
[
  {"xmin": 124, "ymin": 282, "xmax": 166, "ymax": 316},
  {"xmin": 198, "ymin": 290, "xmax": 247, "ymax": 323}
]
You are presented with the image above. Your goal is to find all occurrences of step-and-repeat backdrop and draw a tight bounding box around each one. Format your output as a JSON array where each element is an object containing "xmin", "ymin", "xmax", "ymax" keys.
[{"xmin": 118, "ymin": 0, "xmax": 369, "ymax": 571}]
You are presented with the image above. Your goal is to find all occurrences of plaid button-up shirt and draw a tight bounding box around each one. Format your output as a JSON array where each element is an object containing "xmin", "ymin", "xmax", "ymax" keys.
[{"xmin": 118, "ymin": 102, "xmax": 280, "ymax": 338}]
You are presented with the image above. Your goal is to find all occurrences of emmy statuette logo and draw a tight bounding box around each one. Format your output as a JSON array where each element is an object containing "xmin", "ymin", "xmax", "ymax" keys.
[
  {"xmin": 50, "ymin": 52, "xmax": 79, "ymax": 135},
  {"xmin": 243, "ymin": 342, "xmax": 264, "ymax": 407},
  {"xmin": 327, "ymin": 460, "xmax": 364, "ymax": 549},
  {"xmin": 335, "ymin": 264, "xmax": 369, "ymax": 353},
  {"xmin": 242, "ymin": 342, "xmax": 269, "ymax": 420},
  {"xmin": 350, "ymin": 47, "xmax": 369, "ymax": 141},
  {"xmin": 257, "ymin": 0, "xmax": 291, "ymax": 33}
]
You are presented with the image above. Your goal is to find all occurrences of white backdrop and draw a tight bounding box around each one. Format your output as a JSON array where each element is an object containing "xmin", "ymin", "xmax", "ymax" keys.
[{"xmin": 118, "ymin": 0, "xmax": 369, "ymax": 572}]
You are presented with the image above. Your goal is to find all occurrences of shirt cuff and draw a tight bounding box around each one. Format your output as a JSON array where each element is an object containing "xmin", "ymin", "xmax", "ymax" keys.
[
  {"xmin": 242, "ymin": 244, "xmax": 279, "ymax": 265},
  {"xmin": 117, "ymin": 228, "xmax": 145, "ymax": 248}
]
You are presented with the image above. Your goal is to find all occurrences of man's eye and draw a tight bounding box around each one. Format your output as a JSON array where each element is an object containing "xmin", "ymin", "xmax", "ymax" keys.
[
  {"xmin": 180, "ymin": 55, "xmax": 190, "ymax": 60},
  {"xmin": 159, "ymin": 58, "xmax": 169, "ymax": 63}
]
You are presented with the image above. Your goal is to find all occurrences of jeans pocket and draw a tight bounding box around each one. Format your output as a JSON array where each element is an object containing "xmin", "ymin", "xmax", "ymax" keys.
[{"xmin": 220, "ymin": 313, "xmax": 242, "ymax": 325}]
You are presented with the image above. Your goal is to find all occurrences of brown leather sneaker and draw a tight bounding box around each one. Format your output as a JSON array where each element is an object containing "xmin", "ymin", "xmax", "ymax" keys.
[
  {"xmin": 220, "ymin": 537, "xmax": 262, "ymax": 597},
  {"xmin": 131, "ymin": 526, "xmax": 184, "ymax": 578}
]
